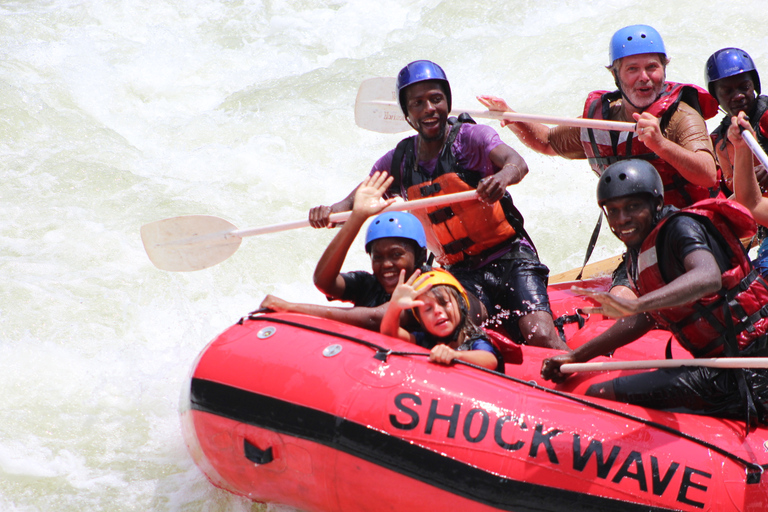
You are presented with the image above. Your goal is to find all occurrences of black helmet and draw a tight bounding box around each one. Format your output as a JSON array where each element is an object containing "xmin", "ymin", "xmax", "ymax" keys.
[{"xmin": 597, "ymin": 159, "xmax": 663, "ymax": 207}]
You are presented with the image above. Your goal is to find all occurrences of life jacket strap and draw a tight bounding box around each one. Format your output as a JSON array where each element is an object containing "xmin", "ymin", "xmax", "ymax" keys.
[{"xmin": 428, "ymin": 207, "xmax": 455, "ymax": 224}]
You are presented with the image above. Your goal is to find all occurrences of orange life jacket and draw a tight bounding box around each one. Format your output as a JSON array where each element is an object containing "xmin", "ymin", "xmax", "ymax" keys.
[
  {"xmin": 391, "ymin": 116, "xmax": 527, "ymax": 267},
  {"xmin": 628, "ymin": 198, "xmax": 768, "ymax": 357},
  {"xmin": 582, "ymin": 82, "xmax": 721, "ymax": 208}
]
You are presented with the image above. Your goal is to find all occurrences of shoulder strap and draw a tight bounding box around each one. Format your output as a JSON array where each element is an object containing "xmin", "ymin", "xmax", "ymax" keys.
[{"xmin": 391, "ymin": 136, "xmax": 416, "ymax": 198}]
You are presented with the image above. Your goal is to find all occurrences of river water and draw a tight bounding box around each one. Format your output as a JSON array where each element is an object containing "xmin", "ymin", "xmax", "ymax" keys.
[{"xmin": 1, "ymin": 1, "xmax": 766, "ymax": 510}]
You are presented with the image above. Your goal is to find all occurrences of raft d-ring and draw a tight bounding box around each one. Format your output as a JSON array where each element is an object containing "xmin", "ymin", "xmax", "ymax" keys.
[
  {"xmin": 323, "ymin": 344, "xmax": 343, "ymax": 357},
  {"xmin": 256, "ymin": 326, "xmax": 277, "ymax": 339},
  {"xmin": 575, "ymin": 308, "xmax": 591, "ymax": 320}
]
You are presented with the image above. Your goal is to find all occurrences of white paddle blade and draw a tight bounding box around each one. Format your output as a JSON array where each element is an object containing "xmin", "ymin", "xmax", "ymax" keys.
[
  {"xmin": 355, "ymin": 77, "xmax": 411, "ymax": 133},
  {"xmin": 140, "ymin": 215, "xmax": 242, "ymax": 272}
]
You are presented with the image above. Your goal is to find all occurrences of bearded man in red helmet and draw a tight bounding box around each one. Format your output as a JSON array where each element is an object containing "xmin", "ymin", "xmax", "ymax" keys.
[{"xmin": 310, "ymin": 60, "xmax": 568, "ymax": 350}]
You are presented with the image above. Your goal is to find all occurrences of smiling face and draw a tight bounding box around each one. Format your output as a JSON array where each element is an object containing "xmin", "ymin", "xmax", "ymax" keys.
[
  {"xmin": 603, "ymin": 194, "xmax": 660, "ymax": 249},
  {"xmin": 403, "ymin": 80, "xmax": 449, "ymax": 142},
  {"xmin": 369, "ymin": 238, "xmax": 418, "ymax": 294},
  {"xmin": 416, "ymin": 286, "xmax": 461, "ymax": 339},
  {"xmin": 713, "ymin": 72, "xmax": 757, "ymax": 117},
  {"xmin": 616, "ymin": 53, "xmax": 666, "ymax": 110}
]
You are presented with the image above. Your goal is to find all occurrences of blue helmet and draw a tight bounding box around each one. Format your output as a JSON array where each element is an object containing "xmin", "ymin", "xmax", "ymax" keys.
[
  {"xmin": 609, "ymin": 25, "xmax": 666, "ymax": 65},
  {"xmin": 395, "ymin": 60, "xmax": 452, "ymax": 116},
  {"xmin": 705, "ymin": 47, "xmax": 761, "ymax": 97},
  {"xmin": 365, "ymin": 211, "xmax": 427, "ymax": 253}
]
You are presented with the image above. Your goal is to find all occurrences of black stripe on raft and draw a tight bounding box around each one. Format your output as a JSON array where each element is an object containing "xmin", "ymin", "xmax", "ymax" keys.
[{"xmin": 190, "ymin": 378, "xmax": 676, "ymax": 512}]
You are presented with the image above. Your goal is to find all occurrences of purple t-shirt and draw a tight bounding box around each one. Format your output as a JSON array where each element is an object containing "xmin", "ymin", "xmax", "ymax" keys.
[{"xmin": 371, "ymin": 123, "xmax": 504, "ymax": 188}]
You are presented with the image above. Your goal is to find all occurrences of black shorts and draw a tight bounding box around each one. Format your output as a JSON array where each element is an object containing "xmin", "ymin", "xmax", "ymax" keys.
[
  {"xmin": 448, "ymin": 243, "xmax": 552, "ymax": 342},
  {"xmin": 612, "ymin": 366, "xmax": 768, "ymax": 421}
]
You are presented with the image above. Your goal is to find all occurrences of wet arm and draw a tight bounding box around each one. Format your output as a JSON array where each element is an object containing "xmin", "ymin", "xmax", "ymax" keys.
[
  {"xmin": 260, "ymin": 295, "xmax": 388, "ymax": 331},
  {"xmin": 638, "ymin": 250, "xmax": 722, "ymax": 309},
  {"xmin": 312, "ymin": 211, "xmax": 367, "ymax": 299},
  {"xmin": 476, "ymin": 143, "xmax": 528, "ymax": 203},
  {"xmin": 576, "ymin": 250, "xmax": 722, "ymax": 319},
  {"xmin": 540, "ymin": 313, "xmax": 654, "ymax": 382},
  {"xmin": 476, "ymin": 95, "xmax": 557, "ymax": 155},
  {"xmin": 637, "ymin": 108, "xmax": 717, "ymax": 188},
  {"xmin": 380, "ymin": 300, "xmax": 412, "ymax": 342}
]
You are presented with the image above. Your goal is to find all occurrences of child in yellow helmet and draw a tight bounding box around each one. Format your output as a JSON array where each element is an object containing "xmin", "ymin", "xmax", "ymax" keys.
[{"xmin": 381, "ymin": 269, "xmax": 503, "ymax": 371}]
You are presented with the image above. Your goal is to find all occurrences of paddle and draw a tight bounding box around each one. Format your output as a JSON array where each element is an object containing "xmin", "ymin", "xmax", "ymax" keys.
[
  {"xmin": 355, "ymin": 77, "xmax": 637, "ymax": 134},
  {"xmin": 560, "ymin": 357, "xmax": 768, "ymax": 374},
  {"xmin": 141, "ymin": 190, "xmax": 477, "ymax": 272}
]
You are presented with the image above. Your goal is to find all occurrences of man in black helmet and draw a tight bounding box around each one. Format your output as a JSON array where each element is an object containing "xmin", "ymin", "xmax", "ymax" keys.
[
  {"xmin": 540, "ymin": 159, "xmax": 768, "ymax": 421},
  {"xmin": 310, "ymin": 60, "xmax": 569, "ymax": 351}
]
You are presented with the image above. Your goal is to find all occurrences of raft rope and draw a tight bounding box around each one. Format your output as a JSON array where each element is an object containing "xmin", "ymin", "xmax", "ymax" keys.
[{"xmin": 245, "ymin": 312, "xmax": 768, "ymax": 483}]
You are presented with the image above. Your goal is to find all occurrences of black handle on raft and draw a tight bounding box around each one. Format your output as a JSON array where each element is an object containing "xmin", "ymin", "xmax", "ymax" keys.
[
  {"xmin": 747, "ymin": 465, "xmax": 764, "ymax": 484},
  {"xmin": 244, "ymin": 439, "xmax": 274, "ymax": 465}
]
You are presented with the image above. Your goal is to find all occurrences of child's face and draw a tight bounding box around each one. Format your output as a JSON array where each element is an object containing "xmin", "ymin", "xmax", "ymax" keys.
[
  {"xmin": 417, "ymin": 288, "xmax": 460, "ymax": 339},
  {"xmin": 369, "ymin": 238, "xmax": 417, "ymax": 294}
]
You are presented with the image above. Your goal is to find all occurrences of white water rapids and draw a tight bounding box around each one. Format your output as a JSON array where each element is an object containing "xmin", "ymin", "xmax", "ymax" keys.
[{"xmin": 1, "ymin": 1, "xmax": 766, "ymax": 510}]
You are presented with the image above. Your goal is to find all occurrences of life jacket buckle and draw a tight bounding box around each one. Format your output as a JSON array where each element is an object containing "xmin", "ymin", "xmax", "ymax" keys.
[
  {"xmin": 428, "ymin": 207, "xmax": 455, "ymax": 224},
  {"xmin": 419, "ymin": 183, "xmax": 442, "ymax": 196}
]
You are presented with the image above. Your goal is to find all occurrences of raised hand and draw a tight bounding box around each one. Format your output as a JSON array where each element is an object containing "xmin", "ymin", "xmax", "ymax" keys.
[
  {"xmin": 389, "ymin": 269, "xmax": 430, "ymax": 311},
  {"xmin": 352, "ymin": 171, "xmax": 395, "ymax": 219}
]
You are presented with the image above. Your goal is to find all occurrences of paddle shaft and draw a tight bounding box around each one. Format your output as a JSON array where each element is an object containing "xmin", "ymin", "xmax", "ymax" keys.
[
  {"xmin": 363, "ymin": 99, "xmax": 636, "ymax": 132},
  {"xmin": 560, "ymin": 358, "xmax": 768, "ymax": 374},
  {"xmin": 743, "ymin": 130, "xmax": 768, "ymax": 170},
  {"xmin": 230, "ymin": 190, "xmax": 478, "ymax": 239}
]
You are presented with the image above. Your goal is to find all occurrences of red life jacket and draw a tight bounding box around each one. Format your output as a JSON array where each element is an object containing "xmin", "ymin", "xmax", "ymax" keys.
[
  {"xmin": 391, "ymin": 116, "xmax": 527, "ymax": 266},
  {"xmin": 628, "ymin": 198, "xmax": 768, "ymax": 357},
  {"xmin": 582, "ymin": 83, "xmax": 721, "ymax": 208},
  {"xmin": 484, "ymin": 328, "xmax": 522, "ymax": 366}
]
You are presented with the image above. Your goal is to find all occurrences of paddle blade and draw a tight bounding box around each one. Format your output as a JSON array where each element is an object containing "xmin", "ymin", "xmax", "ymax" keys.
[
  {"xmin": 140, "ymin": 215, "xmax": 242, "ymax": 272},
  {"xmin": 354, "ymin": 77, "xmax": 411, "ymax": 133}
]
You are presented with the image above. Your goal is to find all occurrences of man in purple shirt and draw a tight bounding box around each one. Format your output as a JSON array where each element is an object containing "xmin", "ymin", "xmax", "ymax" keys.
[{"xmin": 310, "ymin": 61, "xmax": 567, "ymax": 350}]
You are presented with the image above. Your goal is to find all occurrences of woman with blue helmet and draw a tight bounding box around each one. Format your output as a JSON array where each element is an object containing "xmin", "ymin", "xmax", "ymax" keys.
[{"xmin": 260, "ymin": 172, "xmax": 428, "ymax": 330}]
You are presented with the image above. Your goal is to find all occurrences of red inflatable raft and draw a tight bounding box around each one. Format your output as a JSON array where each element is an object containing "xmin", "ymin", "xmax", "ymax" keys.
[{"xmin": 181, "ymin": 278, "xmax": 768, "ymax": 511}]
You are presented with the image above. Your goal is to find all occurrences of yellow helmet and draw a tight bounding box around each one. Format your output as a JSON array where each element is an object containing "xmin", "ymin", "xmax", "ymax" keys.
[{"xmin": 414, "ymin": 269, "xmax": 469, "ymax": 310}]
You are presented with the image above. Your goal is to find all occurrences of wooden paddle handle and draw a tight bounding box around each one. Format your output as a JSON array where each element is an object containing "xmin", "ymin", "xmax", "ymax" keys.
[
  {"xmin": 560, "ymin": 357, "xmax": 768, "ymax": 373},
  {"xmin": 459, "ymin": 109, "xmax": 636, "ymax": 132},
  {"xmin": 232, "ymin": 190, "xmax": 478, "ymax": 239}
]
